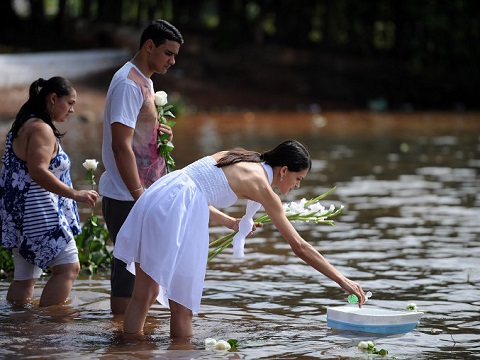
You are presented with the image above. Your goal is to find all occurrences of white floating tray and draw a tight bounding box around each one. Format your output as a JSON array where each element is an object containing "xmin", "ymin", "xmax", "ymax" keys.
[{"xmin": 327, "ymin": 305, "xmax": 423, "ymax": 334}]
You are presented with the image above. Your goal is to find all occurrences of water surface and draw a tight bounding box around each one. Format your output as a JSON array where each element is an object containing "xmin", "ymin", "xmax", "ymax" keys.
[{"xmin": 1, "ymin": 111, "xmax": 479, "ymax": 359}]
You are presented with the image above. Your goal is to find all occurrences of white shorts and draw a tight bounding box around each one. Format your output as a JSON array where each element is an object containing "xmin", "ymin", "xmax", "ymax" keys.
[{"xmin": 12, "ymin": 240, "xmax": 79, "ymax": 281}]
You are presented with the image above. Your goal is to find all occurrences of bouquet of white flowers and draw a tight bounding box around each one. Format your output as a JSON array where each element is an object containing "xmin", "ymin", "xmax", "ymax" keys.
[
  {"xmin": 208, "ymin": 187, "xmax": 344, "ymax": 263},
  {"xmin": 154, "ymin": 90, "xmax": 176, "ymax": 173}
]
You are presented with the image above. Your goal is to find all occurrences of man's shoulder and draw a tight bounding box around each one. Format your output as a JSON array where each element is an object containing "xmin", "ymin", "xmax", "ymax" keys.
[
  {"xmin": 110, "ymin": 62, "xmax": 135, "ymax": 84},
  {"xmin": 108, "ymin": 64, "xmax": 143, "ymax": 96}
]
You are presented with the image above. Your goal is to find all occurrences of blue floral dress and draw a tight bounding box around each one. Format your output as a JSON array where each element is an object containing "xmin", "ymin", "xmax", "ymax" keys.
[{"xmin": 0, "ymin": 131, "xmax": 81, "ymax": 269}]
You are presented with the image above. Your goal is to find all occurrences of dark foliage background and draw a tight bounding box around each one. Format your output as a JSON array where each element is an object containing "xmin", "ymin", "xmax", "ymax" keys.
[{"xmin": 0, "ymin": 0, "xmax": 478, "ymax": 110}]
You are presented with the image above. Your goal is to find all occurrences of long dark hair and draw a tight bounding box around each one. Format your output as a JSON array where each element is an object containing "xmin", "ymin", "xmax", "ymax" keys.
[
  {"xmin": 216, "ymin": 140, "xmax": 312, "ymax": 172},
  {"xmin": 11, "ymin": 76, "xmax": 73, "ymax": 139}
]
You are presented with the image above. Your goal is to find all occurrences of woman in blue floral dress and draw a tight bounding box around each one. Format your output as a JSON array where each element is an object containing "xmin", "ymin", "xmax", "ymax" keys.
[{"xmin": 0, "ymin": 77, "xmax": 98, "ymax": 307}]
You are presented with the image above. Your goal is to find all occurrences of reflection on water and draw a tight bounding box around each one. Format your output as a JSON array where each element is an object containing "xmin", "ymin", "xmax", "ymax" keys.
[{"xmin": 1, "ymin": 111, "xmax": 479, "ymax": 359}]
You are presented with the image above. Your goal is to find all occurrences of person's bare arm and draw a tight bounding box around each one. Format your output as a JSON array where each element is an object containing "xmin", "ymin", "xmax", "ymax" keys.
[
  {"xmin": 111, "ymin": 122, "xmax": 144, "ymax": 200},
  {"xmin": 209, "ymin": 206, "xmax": 238, "ymax": 230},
  {"xmin": 232, "ymin": 165, "xmax": 366, "ymax": 306},
  {"xmin": 264, "ymin": 191, "xmax": 366, "ymax": 305},
  {"xmin": 25, "ymin": 121, "xmax": 97, "ymax": 206}
]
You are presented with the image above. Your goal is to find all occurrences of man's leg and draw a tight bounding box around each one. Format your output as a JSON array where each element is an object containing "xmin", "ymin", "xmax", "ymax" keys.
[{"xmin": 102, "ymin": 197, "xmax": 135, "ymax": 314}]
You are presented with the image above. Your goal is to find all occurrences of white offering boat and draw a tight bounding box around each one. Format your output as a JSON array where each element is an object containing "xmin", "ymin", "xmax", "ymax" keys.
[{"xmin": 327, "ymin": 305, "xmax": 424, "ymax": 334}]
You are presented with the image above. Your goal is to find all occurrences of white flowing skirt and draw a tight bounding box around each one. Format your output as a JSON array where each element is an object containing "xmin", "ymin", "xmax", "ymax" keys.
[{"xmin": 113, "ymin": 170, "xmax": 210, "ymax": 314}]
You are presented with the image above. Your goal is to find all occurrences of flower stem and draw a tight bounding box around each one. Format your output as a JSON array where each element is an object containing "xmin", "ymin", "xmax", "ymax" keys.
[
  {"xmin": 90, "ymin": 171, "xmax": 95, "ymax": 216},
  {"xmin": 207, "ymin": 187, "xmax": 342, "ymax": 263}
]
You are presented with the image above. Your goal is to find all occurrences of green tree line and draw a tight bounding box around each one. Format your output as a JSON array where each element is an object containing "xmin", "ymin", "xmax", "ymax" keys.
[{"xmin": 0, "ymin": 0, "xmax": 478, "ymax": 108}]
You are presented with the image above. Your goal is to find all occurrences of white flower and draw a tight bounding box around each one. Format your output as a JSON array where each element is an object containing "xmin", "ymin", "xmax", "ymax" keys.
[
  {"xmin": 82, "ymin": 159, "xmax": 99, "ymax": 171},
  {"xmin": 358, "ymin": 341, "xmax": 375, "ymax": 350},
  {"xmin": 406, "ymin": 302, "xmax": 417, "ymax": 311},
  {"xmin": 289, "ymin": 200, "xmax": 307, "ymax": 214},
  {"xmin": 155, "ymin": 91, "xmax": 168, "ymax": 106},
  {"xmin": 209, "ymin": 188, "xmax": 344, "ymax": 263},
  {"xmin": 308, "ymin": 202, "xmax": 325, "ymax": 214},
  {"xmin": 205, "ymin": 338, "xmax": 217, "ymax": 348},
  {"xmin": 358, "ymin": 341, "xmax": 369, "ymax": 349},
  {"xmin": 214, "ymin": 340, "xmax": 231, "ymax": 350}
]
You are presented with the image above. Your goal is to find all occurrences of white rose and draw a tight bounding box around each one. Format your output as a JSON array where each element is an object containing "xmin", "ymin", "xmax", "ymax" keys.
[
  {"xmin": 82, "ymin": 159, "xmax": 99, "ymax": 171},
  {"xmin": 358, "ymin": 341, "xmax": 369, "ymax": 349},
  {"xmin": 205, "ymin": 338, "xmax": 217, "ymax": 348},
  {"xmin": 358, "ymin": 341, "xmax": 375, "ymax": 350},
  {"xmin": 214, "ymin": 340, "xmax": 231, "ymax": 350},
  {"xmin": 155, "ymin": 91, "xmax": 168, "ymax": 106},
  {"xmin": 406, "ymin": 303, "xmax": 417, "ymax": 311}
]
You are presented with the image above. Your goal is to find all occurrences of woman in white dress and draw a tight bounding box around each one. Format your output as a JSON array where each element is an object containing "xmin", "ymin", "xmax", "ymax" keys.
[{"xmin": 114, "ymin": 140, "xmax": 366, "ymax": 337}]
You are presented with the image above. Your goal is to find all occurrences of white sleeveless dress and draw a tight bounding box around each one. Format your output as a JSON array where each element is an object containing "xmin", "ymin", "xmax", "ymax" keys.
[{"xmin": 114, "ymin": 156, "xmax": 239, "ymax": 314}]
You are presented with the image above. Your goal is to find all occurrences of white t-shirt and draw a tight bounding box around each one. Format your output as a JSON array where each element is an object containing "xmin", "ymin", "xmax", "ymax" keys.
[{"xmin": 99, "ymin": 62, "xmax": 167, "ymax": 200}]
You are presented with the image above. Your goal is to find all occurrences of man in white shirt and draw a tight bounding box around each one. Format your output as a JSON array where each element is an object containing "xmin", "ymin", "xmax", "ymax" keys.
[{"xmin": 99, "ymin": 19, "xmax": 184, "ymax": 314}]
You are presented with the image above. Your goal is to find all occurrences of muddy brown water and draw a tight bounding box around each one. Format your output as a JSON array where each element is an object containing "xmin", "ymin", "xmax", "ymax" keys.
[{"xmin": 0, "ymin": 111, "xmax": 479, "ymax": 359}]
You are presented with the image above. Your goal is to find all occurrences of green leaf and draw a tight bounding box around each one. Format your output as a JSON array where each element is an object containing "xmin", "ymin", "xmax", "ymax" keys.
[
  {"xmin": 74, "ymin": 215, "xmax": 112, "ymax": 274},
  {"xmin": 227, "ymin": 339, "xmax": 238, "ymax": 350},
  {"xmin": 304, "ymin": 186, "xmax": 336, "ymax": 206},
  {"xmin": 378, "ymin": 349, "xmax": 389, "ymax": 356},
  {"xmin": 159, "ymin": 133, "xmax": 170, "ymax": 142}
]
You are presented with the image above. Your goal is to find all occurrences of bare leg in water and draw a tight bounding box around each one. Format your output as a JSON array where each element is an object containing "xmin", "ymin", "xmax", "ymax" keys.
[
  {"xmin": 7, "ymin": 262, "xmax": 79, "ymax": 307},
  {"xmin": 123, "ymin": 263, "xmax": 193, "ymax": 337},
  {"xmin": 6, "ymin": 278, "xmax": 37, "ymax": 304},
  {"xmin": 39, "ymin": 262, "xmax": 80, "ymax": 306}
]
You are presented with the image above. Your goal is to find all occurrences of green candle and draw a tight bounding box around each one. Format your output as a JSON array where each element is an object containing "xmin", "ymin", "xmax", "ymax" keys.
[
  {"xmin": 347, "ymin": 291, "xmax": 372, "ymax": 304},
  {"xmin": 348, "ymin": 294, "xmax": 359, "ymax": 303}
]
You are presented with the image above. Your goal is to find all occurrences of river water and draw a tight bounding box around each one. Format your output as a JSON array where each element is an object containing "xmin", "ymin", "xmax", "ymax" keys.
[{"xmin": 0, "ymin": 111, "xmax": 479, "ymax": 359}]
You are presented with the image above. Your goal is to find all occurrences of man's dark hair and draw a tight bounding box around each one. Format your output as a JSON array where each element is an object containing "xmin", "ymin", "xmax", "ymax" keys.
[{"xmin": 139, "ymin": 19, "xmax": 184, "ymax": 49}]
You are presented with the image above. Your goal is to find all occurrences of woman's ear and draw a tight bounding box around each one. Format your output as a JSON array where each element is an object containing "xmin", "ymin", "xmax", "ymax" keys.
[{"xmin": 47, "ymin": 93, "xmax": 56, "ymax": 106}]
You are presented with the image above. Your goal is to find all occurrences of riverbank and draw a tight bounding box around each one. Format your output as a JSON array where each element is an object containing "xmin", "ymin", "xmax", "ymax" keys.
[
  {"xmin": 0, "ymin": 65, "xmax": 332, "ymax": 123},
  {"xmin": 0, "ymin": 44, "xmax": 472, "ymax": 123},
  {"xmin": 0, "ymin": 82, "xmax": 109, "ymax": 123}
]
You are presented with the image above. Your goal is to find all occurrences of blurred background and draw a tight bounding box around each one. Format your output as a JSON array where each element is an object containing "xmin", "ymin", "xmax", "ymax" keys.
[
  {"xmin": 1, "ymin": 2, "xmax": 479, "ymax": 358},
  {"xmin": 0, "ymin": 0, "xmax": 479, "ymax": 119}
]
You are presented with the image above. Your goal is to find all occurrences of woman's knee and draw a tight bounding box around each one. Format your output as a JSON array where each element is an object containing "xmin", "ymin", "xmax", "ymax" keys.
[{"xmin": 51, "ymin": 262, "xmax": 80, "ymax": 280}]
